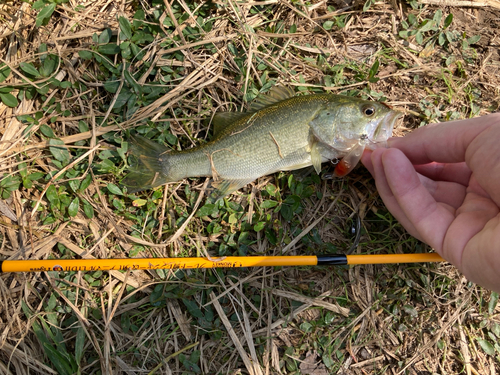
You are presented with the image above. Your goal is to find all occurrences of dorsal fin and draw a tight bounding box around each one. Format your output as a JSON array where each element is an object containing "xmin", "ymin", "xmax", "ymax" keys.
[
  {"xmin": 249, "ymin": 86, "xmax": 295, "ymax": 111},
  {"xmin": 212, "ymin": 112, "xmax": 249, "ymax": 136},
  {"xmin": 212, "ymin": 86, "xmax": 295, "ymax": 136}
]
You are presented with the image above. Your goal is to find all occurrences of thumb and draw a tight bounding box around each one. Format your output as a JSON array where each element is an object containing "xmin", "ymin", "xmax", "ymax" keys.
[{"xmin": 361, "ymin": 149, "xmax": 374, "ymax": 176}]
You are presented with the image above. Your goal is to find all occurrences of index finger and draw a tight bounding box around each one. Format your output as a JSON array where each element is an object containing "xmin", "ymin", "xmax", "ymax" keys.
[{"xmin": 389, "ymin": 113, "xmax": 500, "ymax": 165}]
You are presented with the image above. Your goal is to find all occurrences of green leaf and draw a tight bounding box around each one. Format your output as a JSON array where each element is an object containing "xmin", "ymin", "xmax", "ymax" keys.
[
  {"xmin": 368, "ymin": 59, "xmax": 379, "ymax": 82},
  {"xmin": 467, "ymin": 35, "xmax": 481, "ymax": 45},
  {"xmin": 83, "ymin": 201, "xmax": 94, "ymax": 218},
  {"xmin": 165, "ymin": 132, "xmax": 177, "ymax": 145},
  {"xmin": 28, "ymin": 172, "xmax": 44, "ymax": 181},
  {"xmin": 99, "ymin": 28, "xmax": 112, "ymax": 44},
  {"xmin": 446, "ymin": 31, "xmax": 457, "ymax": 45},
  {"xmin": 443, "ymin": 13, "xmax": 453, "ymax": 29},
  {"xmin": 130, "ymin": 43, "xmax": 145, "ymax": 60},
  {"xmin": 1, "ymin": 175, "xmax": 21, "ymax": 190},
  {"xmin": 103, "ymin": 80, "xmax": 120, "ymax": 93},
  {"xmin": 433, "ymin": 9, "xmax": 442, "ymax": 24},
  {"xmin": 49, "ymin": 139, "xmax": 70, "ymax": 165},
  {"xmin": 107, "ymin": 183, "xmax": 123, "ymax": 196},
  {"xmin": 180, "ymin": 357, "xmax": 201, "ymax": 374},
  {"xmin": 46, "ymin": 185, "xmax": 59, "ymax": 206},
  {"xmin": 46, "ymin": 293, "xmax": 58, "ymax": 311},
  {"xmin": 40, "ymin": 124, "xmax": 56, "ymax": 138},
  {"xmin": 189, "ymin": 350, "xmax": 201, "ymax": 365},
  {"xmin": 477, "ymin": 339, "xmax": 495, "ymax": 356},
  {"xmin": 182, "ymin": 298, "xmax": 204, "ymax": 318},
  {"xmin": 415, "ymin": 31, "xmax": 423, "ymax": 45},
  {"xmin": 78, "ymin": 120, "xmax": 89, "ymax": 133},
  {"xmin": 438, "ymin": 32, "xmax": 446, "ymax": 46},
  {"xmin": 0, "ymin": 64, "xmax": 11, "ymax": 83},
  {"xmin": 36, "ymin": 3, "xmax": 56, "ymax": 28},
  {"xmin": 42, "ymin": 342, "xmax": 75, "ymax": 375},
  {"xmin": 118, "ymin": 16, "xmax": 132, "ymax": 40},
  {"xmin": 489, "ymin": 291, "xmax": 499, "ymax": 314},
  {"xmin": 120, "ymin": 42, "xmax": 132, "ymax": 59},
  {"xmin": 98, "ymin": 44, "xmax": 121, "ymax": 55},
  {"xmin": 112, "ymin": 89, "xmax": 132, "ymax": 110},
  {"xmin": 261, "ymin": 200, "xmax": 278, "ymax": 209},
  {"xmin": 363, "ymin": 0, "xmax": 375, "ymax": 11},
  {"xmin": 40, "ymin": 55, "xmax": 58, "ymax": 77},
  {"xmin": 150, "ymin": 284, "xmax": 166, "ymax": 307},
  {"xmin": 492, "ymin": 323, "xmax": 500, "ymax": 338},
  {"xmin": 97, "ymin": 159, "xmax": 114, "ymax": 173},
  {"xmin": 323, "ymin": 20, "xmax": 334, "ymax": 30},
  {"xmin": 132, "ymin": 198, "xmax": 147, "ymax": 207},
  {"xmin": 112, "ymin": 198, "xmax": 125, "ymax": 210},
  {"xmin": 253, "ymin": 221, "xmax": 265, "ymax": 232},
  {"xmin": 32, "ymin": 0, "xmax": 45, "ymax": 10},
  {"xmin": 0, "ymin": 93, "xmax": 18, "ymax": 107},
  {"xmin": 18, "ymin": 162, "xmax": 28, "ymax": 179},
  {"xmin": 133, "ymin": 8, "xmax": 145, "ymax": 22},
  {"xmin": 20, "ymin": 62, "xmax": 41, "ymax": 77},
  {"xmin": 68, "ymin": 197, "xmax": 79, "ymax": 217},
  {"xmin": 68, "ymin": 179, "xmax": 80, "ymax": 192},
  {"xmin": 39, "ymin": 43, "xmax": 48, "ymax": 57},
  {"xmin": 78, "ymin": 50, "xmax": 93, "ymax": 60},
  {"xmin": 399, "ymin": 30, "xmax": 409, "ymax": 39},
  {"xmin": 131, "ymin": 30, "xmax": 154, "ymax": 44},
  {"xmin": 79, "ymin": 174, "xmax": 92, "ymax": 192},
  {"xmin": 116, "ymin": 142, "xmax": 128, "ymax": 161},
  {"xmin": 407, "ymin": 13, "xmax": 416, "ymax": 26},
  {"xmin": 196, "ymin": 203, "xmax": 217, "ymax": 217},
  {"xmin": 36, "ymin": 84, "xmax": 50, "ymax": 95},
  {"xmin": 419, "ymin": 19, "xmax": 435, "ymax": 32},
  {"xmin": 265, "ymin": 184, "xmax": 277, "ymax": 197},
  {"xmin": 74, "ymin": 326, "xmax": 85, "ymax": 364},
  {"xmin": 403, "ymin": 305, "xmax": 418, "ymax": 318},
  {"xmin": 33, "ymin": 321, "xmax": 75, "ymax": 375},
  {"xmin": 124, "ymin": 70, "xmax": 141, "ymax": 94}
]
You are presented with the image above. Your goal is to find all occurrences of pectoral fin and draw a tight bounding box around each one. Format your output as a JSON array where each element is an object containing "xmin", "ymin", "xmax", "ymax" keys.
[{"xmin": 310, "ymin": 142, "xmax": 323, "ymax": 175}]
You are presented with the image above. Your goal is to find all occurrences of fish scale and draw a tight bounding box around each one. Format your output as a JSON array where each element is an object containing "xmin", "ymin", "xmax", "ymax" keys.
[{"xmin": 124, "ymin": 88, "xmax": 401, "ymax": 197}]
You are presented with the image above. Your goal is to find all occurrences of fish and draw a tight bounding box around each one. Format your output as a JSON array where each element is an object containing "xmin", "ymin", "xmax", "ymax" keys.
[{"xmin": 123, "ymin": 87, "xmax": 401, "ymax": 197}]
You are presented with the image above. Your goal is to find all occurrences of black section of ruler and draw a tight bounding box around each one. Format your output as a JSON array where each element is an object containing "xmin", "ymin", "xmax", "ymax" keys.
[{"xmin": 316, "ymin": 255, "xmax": 348, "ymax": 266}]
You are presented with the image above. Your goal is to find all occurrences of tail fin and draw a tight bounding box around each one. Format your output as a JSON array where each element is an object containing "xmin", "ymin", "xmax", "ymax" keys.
[{"xmin": 122, "ymin": 136, "xmax": 171, "ymax": 193}]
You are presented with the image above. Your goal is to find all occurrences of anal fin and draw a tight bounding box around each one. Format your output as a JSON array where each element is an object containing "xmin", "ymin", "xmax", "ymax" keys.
[{"xmin": 210, "ymin": 178, "xmax": 255, "ymax": 201}]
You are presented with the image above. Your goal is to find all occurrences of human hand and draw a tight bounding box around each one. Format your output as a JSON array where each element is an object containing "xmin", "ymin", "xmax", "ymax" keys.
[{"xmin": 361, "ymin": 113, "xmax": 500, "ymax": 292}]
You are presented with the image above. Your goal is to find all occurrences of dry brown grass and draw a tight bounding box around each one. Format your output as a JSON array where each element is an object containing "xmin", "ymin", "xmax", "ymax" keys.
[{"xmin": 0, "ymin": 1, "xmax": 499, "ymax": 374}]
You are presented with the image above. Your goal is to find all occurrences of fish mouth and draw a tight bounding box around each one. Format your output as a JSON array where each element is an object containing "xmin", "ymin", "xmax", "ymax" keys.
[{"xmin": 367, "ymin": 110, "xmax": 402, "ymax": 150}]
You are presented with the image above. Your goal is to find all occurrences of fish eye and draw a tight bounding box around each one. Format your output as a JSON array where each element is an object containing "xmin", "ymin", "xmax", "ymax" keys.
[{"xmin": 363, "ymin": 105, "xmax": 375, "ymax": 117}]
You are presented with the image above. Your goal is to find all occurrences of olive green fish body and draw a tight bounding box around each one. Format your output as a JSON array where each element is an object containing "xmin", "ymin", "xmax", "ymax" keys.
[{"xmin": 124, "ymin": 89, "xmax": 400, "ymax": 196}]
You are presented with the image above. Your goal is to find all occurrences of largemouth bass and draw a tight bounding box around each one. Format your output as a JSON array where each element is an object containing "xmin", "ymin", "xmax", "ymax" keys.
[{"xmin": 124, "ymin": 87, "xmax": 401, "ymax": 196}]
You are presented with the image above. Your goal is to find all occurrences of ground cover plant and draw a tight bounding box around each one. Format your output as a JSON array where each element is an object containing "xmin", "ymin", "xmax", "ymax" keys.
[{"xmin": 0, "ymin": 0, "xmax": 499, "ymax": 374}]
